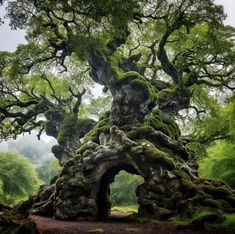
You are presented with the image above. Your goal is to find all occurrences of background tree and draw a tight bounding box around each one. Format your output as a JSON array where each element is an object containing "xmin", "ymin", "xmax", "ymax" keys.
[
  {"xmin": 0, "ymin": 151, "xmax": 41, "ymax": 206},
  {"xmin": 7, "ymin": 133, "xmax": 55, "ymax": 164},
  {"xmin": 36, "ymin": 158, "xmax": 61, "ymax": 184},
  {"xmin": 188, "ymin": 95, "xmax": 235, "ymax": 189},
  {"xmin": 110, "ymin": 171, "xmax": 144, "ymax": 206}
]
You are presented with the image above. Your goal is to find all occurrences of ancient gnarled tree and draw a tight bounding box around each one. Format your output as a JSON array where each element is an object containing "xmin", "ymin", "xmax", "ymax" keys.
[{"xmin": 0, "ymin": 0, "xmax": 235, "ymax": 221}]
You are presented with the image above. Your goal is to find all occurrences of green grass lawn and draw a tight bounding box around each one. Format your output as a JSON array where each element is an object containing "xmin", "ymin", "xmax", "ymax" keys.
[{"xmin": 111, "ymin": 204, "xmax": 138, "ymax": 213}]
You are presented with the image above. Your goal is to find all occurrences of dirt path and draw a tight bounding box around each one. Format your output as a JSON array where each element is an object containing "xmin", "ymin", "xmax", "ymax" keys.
[{"xmin": 30, "ymin": 212, "xmax": 233, "ymax": 234}]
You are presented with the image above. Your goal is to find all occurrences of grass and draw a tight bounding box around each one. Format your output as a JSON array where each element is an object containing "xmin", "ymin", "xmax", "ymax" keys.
[{"xmin": 111, "ymin": 204, "xmax": 138, "ymax": 213}]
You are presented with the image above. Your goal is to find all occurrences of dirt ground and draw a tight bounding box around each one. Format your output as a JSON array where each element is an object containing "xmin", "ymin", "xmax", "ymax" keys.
[{"xmin": 30, "ymin": 212, "xmax": 235, "ymax": 234}]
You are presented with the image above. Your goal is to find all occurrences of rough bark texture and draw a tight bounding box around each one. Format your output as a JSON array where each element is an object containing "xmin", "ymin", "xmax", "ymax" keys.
[{"xmin": 31, "ymin": 61, "xmax": 235, "ymax": 220}]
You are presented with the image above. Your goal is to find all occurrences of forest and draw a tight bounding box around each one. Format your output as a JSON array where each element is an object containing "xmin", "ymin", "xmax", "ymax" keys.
[{"xmin": 0, "ymin": 0, "xmax": 235, "ymax": 233}]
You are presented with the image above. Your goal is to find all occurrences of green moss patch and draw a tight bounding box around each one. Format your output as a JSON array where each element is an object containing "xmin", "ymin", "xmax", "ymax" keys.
[
  {"xmin": 57, "ymin": 114, "xmax": 78, "ymax": 145},
  {"xmin": 83, "ymin": 117, "xmax": 111, "ymax": 143},
  {"xmin": 127, "ymin": 125, "xmax": 155, "ymax": 140},
  {"xmin": 143, "ymin": 147, "xmax": 175, "ymax": 170}
]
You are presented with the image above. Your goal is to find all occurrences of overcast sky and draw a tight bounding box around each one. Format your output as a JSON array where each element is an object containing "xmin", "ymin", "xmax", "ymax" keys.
[{"xmin": 0, "ymin": 0, "xmax": 235, "ymax": 52}]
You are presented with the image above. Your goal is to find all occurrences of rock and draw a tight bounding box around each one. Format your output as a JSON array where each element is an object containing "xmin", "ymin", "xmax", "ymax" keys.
[
  {"xmin": 0, "ymin": 205, "xmax": 39, "ymax": 234},
  {"xmin": 32, "ymin": 119, "xmax": 235, "ymax": 221}
]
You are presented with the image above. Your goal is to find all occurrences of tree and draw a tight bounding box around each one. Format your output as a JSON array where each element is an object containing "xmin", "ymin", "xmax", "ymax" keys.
[
  {"xmin": 110, "ymin": 171, "xmax": 144, "ymax": 206},
  {"xmin": 7, "ymin": 133, "xmax": 55, "ymax": 164},
  {"xmin": 0, "ymin": 152, "xmax": 41, "ymax": 206},
  {"xmin": 36, "ymin": 158, "xmax": 61, "ymax": 184},
  {"xmin": 0, "ymin": 0, "xmax": 235, "ymax": 221},
  {"xmin": 189, "ymin": 95, "xmax": 235, "ymax": 189}
]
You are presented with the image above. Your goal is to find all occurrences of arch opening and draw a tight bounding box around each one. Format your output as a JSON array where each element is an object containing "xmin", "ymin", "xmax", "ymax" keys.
[{"xmin": 96, "ymin": 164, "xmax": 144, "ymax": 217}]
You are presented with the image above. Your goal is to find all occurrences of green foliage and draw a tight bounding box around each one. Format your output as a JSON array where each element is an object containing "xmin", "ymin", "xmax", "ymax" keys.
[
  {"xmin": 79, "ymin": 96, "xmax": 111, "ymax": 120},
  {"xmin": 110, "ymin": 171, "xmax": 144, "ymax": 206},
  {"xmin": 199, "ymin": 141, "xmax": 235, "ymax": 189},
  {"xmin": 0, "ymin": 151, "xmax": 41, "ymax": 206},
  {"xmin": 36, "ymin": 158, "xmax": 61, "ymax": 184},
  {"xmin": 197, "ymin": 96, "xmax": 235, "ymax": 189}
]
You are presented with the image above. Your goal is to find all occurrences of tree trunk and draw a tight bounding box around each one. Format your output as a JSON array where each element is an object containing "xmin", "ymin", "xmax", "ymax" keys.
[{"xmin": 31, "ymin": 51, "xmax": 235, "ymax": 221}]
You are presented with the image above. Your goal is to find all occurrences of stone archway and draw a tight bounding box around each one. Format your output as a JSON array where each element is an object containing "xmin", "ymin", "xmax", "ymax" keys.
[
  {"xmin": 32, "ymin": 125, "xmax": 235, "ymax": 221},
  {"xmin": 96, "ymin": 163, "xmax": 142, "ymax": 217}
]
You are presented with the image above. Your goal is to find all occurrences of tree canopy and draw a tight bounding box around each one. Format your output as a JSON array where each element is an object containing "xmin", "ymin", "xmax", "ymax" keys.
[
  {"xmin": 0, "ymin": 151, "xmax": 41, "ymax": 206},
  {"xmin": 0, "ymin": 0, "xmax": 234, "ymax": 145}
]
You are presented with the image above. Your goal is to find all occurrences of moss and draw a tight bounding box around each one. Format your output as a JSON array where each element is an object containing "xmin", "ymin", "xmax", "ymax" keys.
[
  {"xmin": 211, "ymin": 213, "xmax": 235, "ymax": 230},
  {"xmin": 82, "ymin": 149, "xmax": 92, "ymax": 158},
  {"xmin": 51, "ymin": 145, "xmax": 64, "ymax": 159},
  {"xmin": 149, "ymin": 116, "xmax": 171, "ymax": 136},
  {"xmin": 165, "ymin": 192, "xmax": 183, "ymax": 209},
  {"xmin": 226, "ymin": 196, "xmax": 235, "ymax": 207},
  {"xmin": 203, "ymin": 198, "xmax": 221, "ymax": 208},
  {"xmin": 115, "ymin": 71, "xmax": 143, "ymax": 85},
  {"xmin": 217, "ymin": 199, "xmax": 231, "ymax": 209},
  {"xmin": 127, "ymin": 125, "xmax": 155, "ymax": 140},
  {"xmin": 130, "ymin": 79, "xmax": 152, "ymax": 100},
  {"xmin": 83, "ymin": 118, "xmax": 111, "ymax": 143},
  {"xmin": 185, "ymin": 210, "xmax": 225, "ymax": 231},
  {"xmin": 44, "ymin": 121, "xmax": 57, "ymax": 137},
  {"xmin": 174, "ymin": 169, "xmax": 191, "ymax": 181},
  {"xmin": 192, "ymin": 190, "xmax": 213, "ymax": 203},
  {"xmin": 114, "ymin": 71, "xmax": 157, "ymax": 103},
  {"xmin": 77, "ymin": 118, "xmax": 96, "ymax": 138},
  {"xmin": 156, "ymin": 207, "xmax": 174, "ymax": 220},
  {"xmin": 144, "ymin": 147, "xmax": 175, "ymax": 170},
  {"xmin": 147, "ymin": 113, "xmax": 180, "ymax": 140},
  {"xmin": 99, "ymin": 111, "xmax": 110, "ymax": 121},
  {"xmin": 181, "ymin": 179, "xmax": 199, "ymax": 194},
  {"xmin": 202, "ymin": 185, "xmax": 232, "ymax": 198},
  {"xmin": 57, "ymin": 114, "xmax": 78, "ymax": 145}
]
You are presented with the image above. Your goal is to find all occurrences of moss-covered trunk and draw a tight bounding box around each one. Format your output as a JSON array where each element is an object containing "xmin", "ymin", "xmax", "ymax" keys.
[{"xmin": 31, "ymin": 49, "xmax": 235, "ymax": 221}]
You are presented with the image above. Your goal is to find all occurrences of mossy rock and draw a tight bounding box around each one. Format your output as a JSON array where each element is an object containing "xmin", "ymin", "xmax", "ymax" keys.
[
  {"xmin": 174, "ymin": 169, "xmax": 191, "ymax": 181},
  {"xmin": 202, "ymin": 185, "xmax": 233, "ymax": 198},
  {"xmin": 127, "ymin": 125, "xmax": 155, "ymax": 140},
  {"xmin": 156, "ymin": 207, "xmax": 174, "ymax": 220},
  {"xmin": 203, "ymin": 198, "xmax": 221, "ymax": 208},
  {"xmin": 178, "ymin": 211, "xmax": 225, "ymax": 231},
  {"xmin": 165, "ymin": 192, "xmax": 183, "ymax": 209},
  {"xmin": 181, "ymin": 179, "xmax": 199, "ymax": 194},
  {"xmin": 84, "ymin": 118, "xmax": 111, "ymax": 143},
  {"xmin": 143, "ymin": 147, "xmax": 175, "ymax": 170},
  {"xmin": 226, "ymin": 196, "xmax": 235, "ymax": 207}
]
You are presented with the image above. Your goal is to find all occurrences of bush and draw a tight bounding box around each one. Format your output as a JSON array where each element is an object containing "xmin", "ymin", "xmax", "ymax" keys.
[{"xmin": 0, "ymin": 151, "xmax": 41, "ymax": 206}]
